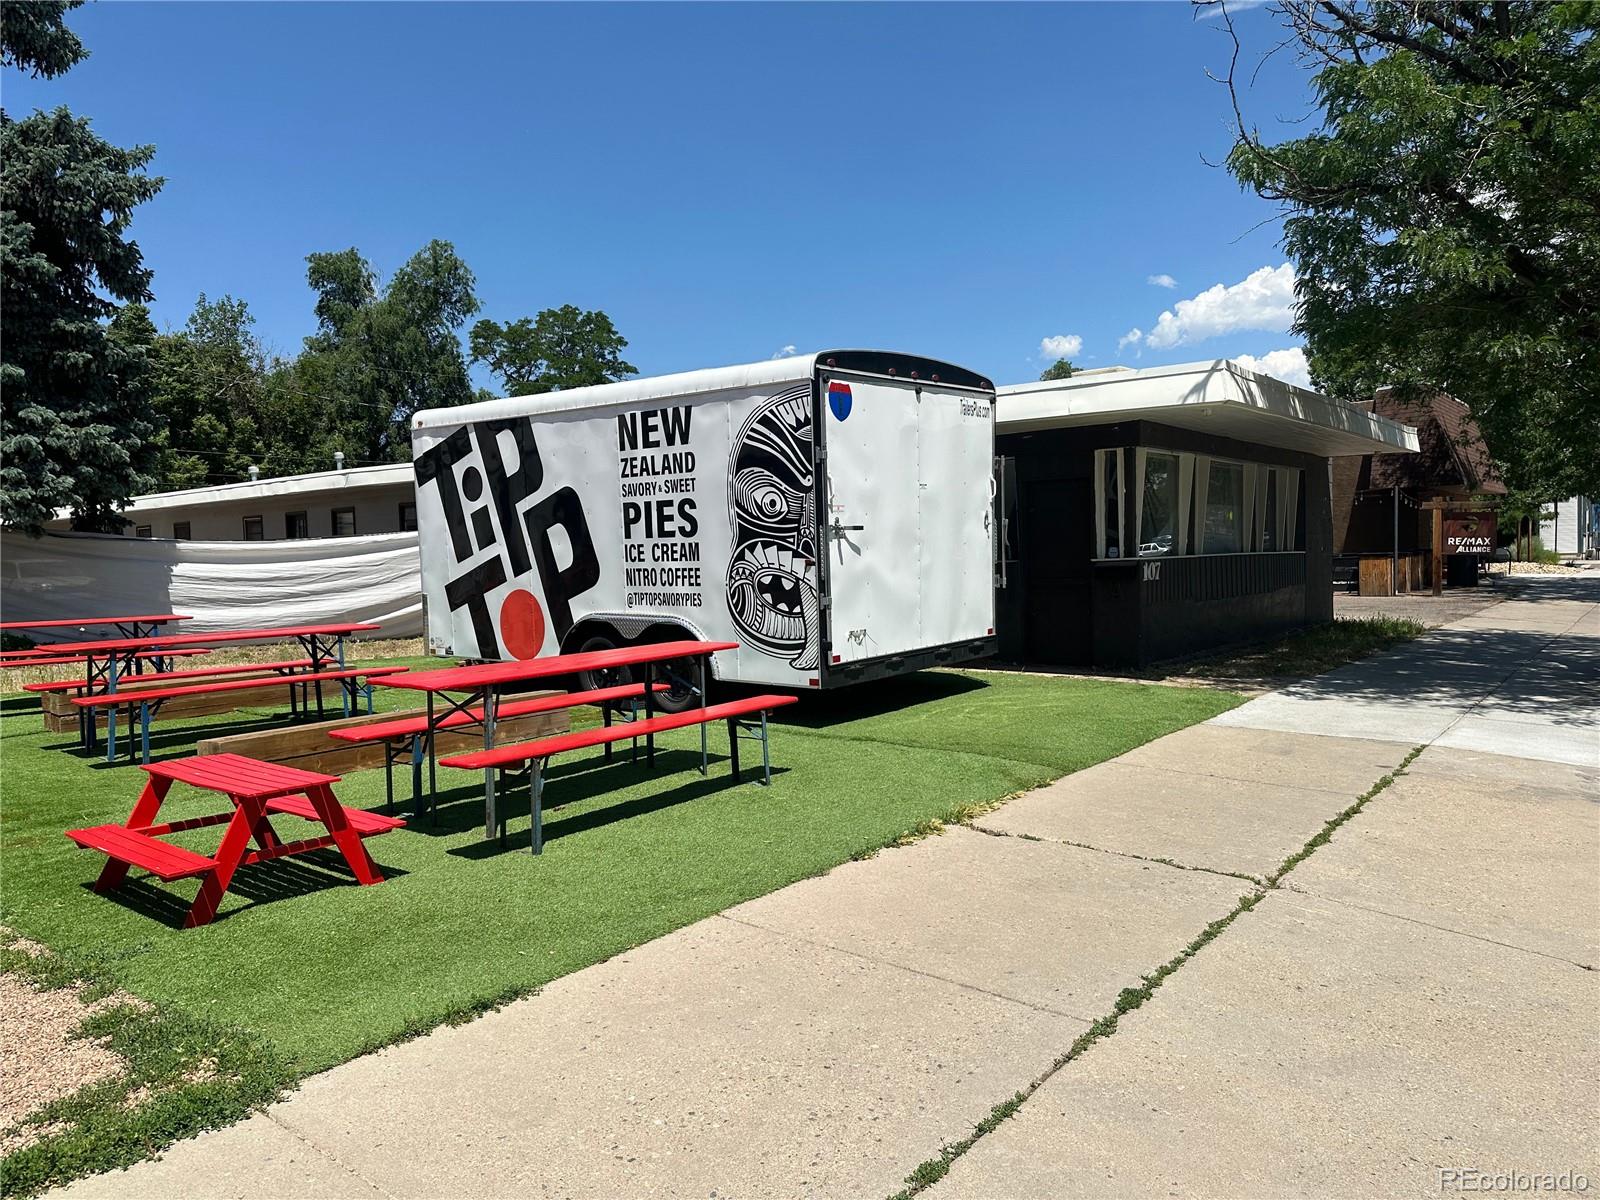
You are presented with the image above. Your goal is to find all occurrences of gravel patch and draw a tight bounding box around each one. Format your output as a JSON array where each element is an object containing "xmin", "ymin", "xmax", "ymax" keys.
[{"xmin": 0, "ymin": 972, "xmax": 134, "ymax": 1154}]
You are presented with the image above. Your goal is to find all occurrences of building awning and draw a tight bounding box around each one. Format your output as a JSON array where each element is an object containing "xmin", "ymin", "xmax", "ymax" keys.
[{"xmin": 998, "ymin": 360, "xmax": 1420, "ymax": 458}]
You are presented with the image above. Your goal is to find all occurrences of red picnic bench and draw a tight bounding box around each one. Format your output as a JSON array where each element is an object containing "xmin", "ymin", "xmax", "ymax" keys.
[
  {"xmin": 44, "ymin": 623, "xmax": 385, "ymax": 754},
  {"xmin": 73, "ymin": 665, "xmax": 411, "ymax": 764},
  {"xmin": 2, "ymin": 648, "xmax": 211, "ymax": 671},
  {"xmin": 372, "ymin": 640, "xmax": 739, "ymax": 840},
  {"xmin": 25, "ymin": 657, "xmax": 314, "ymax": 695},
  {"xmin": 326, "ymin": 681, "xmax": 672, "ymax": 819},
  {"xmin": 439, "ymin": 693, "xmax": 799, "ymax": 854},
  {"xmin": 66, "ymin": 753, "xmax": 403, "ymax": 928}
]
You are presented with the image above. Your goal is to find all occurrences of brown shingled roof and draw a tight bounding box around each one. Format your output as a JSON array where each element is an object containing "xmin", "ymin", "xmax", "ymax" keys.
[{"xmin": 1355, "ymin": 389, "xmax": 1507, "ymax": 496}]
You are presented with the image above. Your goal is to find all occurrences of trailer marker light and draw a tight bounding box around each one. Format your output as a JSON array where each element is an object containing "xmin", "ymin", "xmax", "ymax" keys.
[
  {"xmin": 808, "ymin": 677, "xmax": 820, "ymax": 687},
  {"xmin": 831, "ymin": 654, "xmax": 841, "ymax": 664},
  {"xmin": 986, "ymin": 627, "xmax": 995, "ymax": 635}
]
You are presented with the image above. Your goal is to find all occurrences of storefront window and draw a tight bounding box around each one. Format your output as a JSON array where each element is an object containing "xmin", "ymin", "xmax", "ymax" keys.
[
  {"xmin": 1261, "ymin": 469, "xmax": 1279, "ymax": 551},
  {"xmin": 1096, "ymin": 447, "xmax": 1305, "ymax": 559},
  {"xmin": 1096, "ymin": 449, "xmax": 1123, "ymax": 558},
  {"xmin": 1139, "ymin": 452, "xmax": 1178, "ymax": 556},
  {"xmin": 1203, "ymin": 461, "xmax": 1244, "ymax": 554}
]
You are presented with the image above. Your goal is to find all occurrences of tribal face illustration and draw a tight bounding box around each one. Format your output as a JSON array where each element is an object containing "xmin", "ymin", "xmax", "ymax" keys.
[{"xmin": 726, "ymin": 384, "xmax": 821, "ymax": 671}]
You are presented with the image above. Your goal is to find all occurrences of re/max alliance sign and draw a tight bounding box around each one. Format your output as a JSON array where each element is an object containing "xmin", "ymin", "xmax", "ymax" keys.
[{"xmin": 1443, "ymin": 512, "xmax": 1497, "ymax": 555}]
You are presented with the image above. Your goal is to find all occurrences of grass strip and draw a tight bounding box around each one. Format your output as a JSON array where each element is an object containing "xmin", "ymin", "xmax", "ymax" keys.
[
  {"xmin": 890, "ymin": 743, "xmax": 1427, "ymax": 1199},
  {"xmin": 1174, "ymin": 616, "xmax": 1428, "ymax": 682},
  {"xmin": 0, "ymin": 938, "xmax": 293, "ymax": 1200}
]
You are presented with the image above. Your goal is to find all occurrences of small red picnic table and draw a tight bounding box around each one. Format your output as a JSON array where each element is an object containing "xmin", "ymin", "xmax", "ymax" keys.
[
  {"xmin": 45, "ymin": 623, "xmax": 383, "ymax": 756},
  {"xmin": 66, "ymin": 753, "xmax": 403, "ymax": 928},
  {"xmin": 374, "ymin": 640, "xmax": 737, "ymax": 839}
]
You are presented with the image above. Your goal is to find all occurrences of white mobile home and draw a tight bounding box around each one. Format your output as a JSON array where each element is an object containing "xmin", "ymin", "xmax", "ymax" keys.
[{"xmin": 411, "ymin": 350, "xmax": 997, "ymax": 704}]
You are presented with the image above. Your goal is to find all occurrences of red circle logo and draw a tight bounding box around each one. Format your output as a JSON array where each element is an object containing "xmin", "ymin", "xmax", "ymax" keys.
[{"xmin": 499, "ymin": 589, "xmax": 546, "ymax": 660}]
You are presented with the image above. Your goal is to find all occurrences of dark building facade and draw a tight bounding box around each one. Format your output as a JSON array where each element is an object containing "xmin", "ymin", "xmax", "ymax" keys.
[{"xmin": 996, "ymin": 362, "xmax": 1417, "ymax": 669}]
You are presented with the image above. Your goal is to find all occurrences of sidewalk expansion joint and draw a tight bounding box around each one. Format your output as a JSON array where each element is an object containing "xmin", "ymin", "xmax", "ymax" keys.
[
  {"xmin": 1088, "ymin": 756, "xmax": 1379, "ymax": 799},
  {"xmin": 888, "ymin": 744, "xmax": 1426, "ymax": 1200},
  {"xmin": 965, "ymin": 820, "xmax": 1264, "ymax": 886},
  {"xmin": 1280, "ymin": 887, "xmax": 1597, "ymax": 972},
  {"xmin": 714, "ymin": 911, "xmax": 1101, "ymax": 1026},
  {"xmin": 266, "ymin": 1110, "xmax": 397, "ymax": 1199}
]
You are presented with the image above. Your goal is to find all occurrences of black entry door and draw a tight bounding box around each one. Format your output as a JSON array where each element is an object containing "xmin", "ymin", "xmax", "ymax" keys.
[{"xmin": 1020, "ymin": 478, "xmax": 1094, "ymax": 664}]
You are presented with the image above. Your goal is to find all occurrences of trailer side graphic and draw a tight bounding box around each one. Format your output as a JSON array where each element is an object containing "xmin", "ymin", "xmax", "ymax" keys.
[{"xmin": 411, "ymin": 351, "xmax": 996, "ymax": 694}]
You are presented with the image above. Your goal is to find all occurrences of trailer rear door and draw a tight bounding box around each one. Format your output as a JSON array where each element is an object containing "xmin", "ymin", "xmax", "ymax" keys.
[{"xmin": 820, "ymin": 371, "xmax": 994, "ymax": 666}]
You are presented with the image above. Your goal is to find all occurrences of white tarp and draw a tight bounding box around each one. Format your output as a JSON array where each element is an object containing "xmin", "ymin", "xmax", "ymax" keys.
[{"xmin": 0, "ymin": 531, "xmax": 422, "ymax": 641}]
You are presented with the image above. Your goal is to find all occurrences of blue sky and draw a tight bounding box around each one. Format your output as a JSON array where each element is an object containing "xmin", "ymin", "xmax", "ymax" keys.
[{"xmin": 4, "ymin": 1, "xmax": 1319, "ymax": 389}]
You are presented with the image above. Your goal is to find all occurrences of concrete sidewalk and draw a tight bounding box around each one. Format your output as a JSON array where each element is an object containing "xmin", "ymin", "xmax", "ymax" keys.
[
  {"xmin": 1212, "ymin": 575, "xmax": 1599, "ymax": 765},
  {"xmin": 58, "ymin": 579, "xmax": 1599, "ymax": 1199},
  {"xmin": 932, "ymin": 575, "xmax": 1599, "ymax": 1198}
]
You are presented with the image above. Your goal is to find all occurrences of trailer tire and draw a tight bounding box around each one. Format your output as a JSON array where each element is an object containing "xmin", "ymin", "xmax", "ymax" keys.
[
  {"xmin": 574, "ymin": 633, "xmax": 631, "ymax": 694},
  {"xmin": 646, "ymin": 652, "xmax": 704, "ymax": 715}
]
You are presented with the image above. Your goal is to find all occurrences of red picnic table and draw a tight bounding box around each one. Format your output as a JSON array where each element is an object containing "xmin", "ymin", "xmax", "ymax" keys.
[
  {"xmin": 66, "ymin": 753, "xmax": 404, "ymax": 927},
  {"xmin": 1, "ymin": 614, "xmax": 194, "ymax": 676},
  {"xmin": 370, "ymin": 640, "xmax": 738, "ymax": 838},
  {"xmin": 44, "ymin": 623, "xmax": 383, "ymax": 759},
  {"xmin": 0, "ymin": 613, "xmax": 191, "ymax": 639}
]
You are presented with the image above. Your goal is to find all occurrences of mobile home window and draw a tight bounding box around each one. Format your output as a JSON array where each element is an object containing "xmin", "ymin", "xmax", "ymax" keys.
[
  {"xmin": 332, "ymin": 507, "xmax": 357, "ymax": 537},
  {"xmin": 398, "ymin": 501, "xmax": 417, "ymax": 532},
  {"xmin": 134, "ymin": 525, "xmax": 152, "ymax": 539},
  {"xmin": 1094, "ymin": 449, "xmax": 1124, "ymax": 559},
  {"xmin": 285, "ymin": 511, "xmax": 309, "ymax": 539},
  {"xmin": 172, "ymin": 521, "xmax": 191, "ymax": 540},
  {"xmin": 242, "ymin": 516, "xmax": 264, "ymax": 541},
  {"xmin": 1139, "ymin": 452, "xmax": 1178, "ymax": 557},
  {"xmin": 1202, "ymin": 461, "xmax": 1244, "ymax": 555}
]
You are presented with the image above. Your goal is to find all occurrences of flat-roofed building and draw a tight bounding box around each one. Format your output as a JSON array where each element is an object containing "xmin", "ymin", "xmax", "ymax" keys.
[{"xmin": 995, "ymin": 360, "xmax": 1418, "ymax": 668}]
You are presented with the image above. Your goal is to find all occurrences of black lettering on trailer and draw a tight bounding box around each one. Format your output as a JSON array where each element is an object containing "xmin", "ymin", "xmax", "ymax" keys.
[
  {"xmin": 445, "ymin": 555, "xmax": 507, "ymax": 657},
  {"xmin": 414, "ymin": 427, "xmax": 475, "ymax": 562},
  {"xmin": 473, "ymin": 418, "xmax": 544, "ymax": 576},
  {"xmin": 523, "ymin": 486, "xmax": 600, "ymax": 640}
]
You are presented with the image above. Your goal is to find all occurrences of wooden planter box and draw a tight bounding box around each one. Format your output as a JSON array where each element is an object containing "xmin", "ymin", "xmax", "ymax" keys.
[
  {"xmin": 1357, "ymin": 553, "xmax": 1427, "ymax": 597},
  {"xmin": 195, "ymin": 692, "xmax": 569, "ymax": 774},
  {"xmin": 41, "ymin": 680, "xmax": 299, "ymax": 733}
]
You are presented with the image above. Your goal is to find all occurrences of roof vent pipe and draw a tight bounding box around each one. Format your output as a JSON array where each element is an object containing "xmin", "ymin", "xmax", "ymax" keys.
[
  {"xmin": 334, "ymin": 451, "xmax": 345, "ymax": 470},
  {"xmin": 247, "ymin": 465, "xmax": 259, "ymax": 481}
]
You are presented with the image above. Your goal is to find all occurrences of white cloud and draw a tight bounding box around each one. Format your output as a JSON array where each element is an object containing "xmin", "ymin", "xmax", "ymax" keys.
[
  {"xmin": 1147, "ymin": 274, "xmax": 1177, "ymax": 289},
  {"xmin": 1233, "ymin": 347, "xmax": 1311, "ymax": 390},
  {"xmin": 1145, "ymin": 263, "xmax": 1297, "ymax": 350},
  {"xmin": 1038, "ymin": 334, "xmax": 1083, "ymax": 360},
  {"xmin": 1117, "ymin": 328, "xmax": 1143, "ymax": 353},
  {"xmin": 770, "ymin": 344, "xmax": 798, "ymax": 359}
]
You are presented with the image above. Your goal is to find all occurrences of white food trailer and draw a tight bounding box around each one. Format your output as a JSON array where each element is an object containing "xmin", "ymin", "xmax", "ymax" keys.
[{"xmin": 411, "ymin": 350, "xmax": 997, "ymax": 707}]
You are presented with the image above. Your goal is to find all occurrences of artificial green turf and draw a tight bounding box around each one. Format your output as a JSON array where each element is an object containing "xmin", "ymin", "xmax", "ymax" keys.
[{"xmin": 0, "ymin": 663, "xmax": 1242, "ymax": 1185}]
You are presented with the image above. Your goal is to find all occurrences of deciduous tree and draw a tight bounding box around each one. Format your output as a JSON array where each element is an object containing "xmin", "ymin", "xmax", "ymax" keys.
[
  {"xmin": 1221, "ymin": 0, "xmax": 1600, "ymax": 498},
  {"xmin": 470, "ymin": 304, "xmax": 636, "ymax": 396}
]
